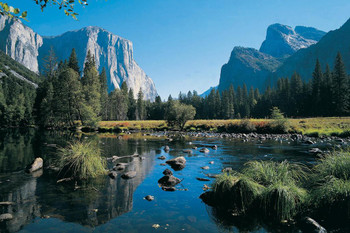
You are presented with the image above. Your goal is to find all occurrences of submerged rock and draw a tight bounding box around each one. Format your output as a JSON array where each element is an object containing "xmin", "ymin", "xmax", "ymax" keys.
[
  {"xmin": 0, "ymin": 213, "xmax": 13, "ymax": 221},
  {"xmin": 196, "ymin": 177, "xmax": 210, "ymax": 181},
  {"xmin": 300, "ymin": 217, "xmax": 327, "ymax": 233},
  {"xmin": 108, "ymin": 171, "xmax": 118, "ymax": 179},
  {"xmin": 309, "ymin": 148, "xmax": 323, "ymax": 155},
  {"xmin": 121, "ymin": 171, "xmax": 137, "ymax": 179},
  {"xmin": 200, "ymin": 148, "xmax": 210, "ymax": 153},
  {"xmin": 144, "ymin": 195, "xmax": 154, "ymax": 201},
  {"xmin": 162, "ymin": 168, "xmax": 173, "ymax": 176},
  {"xmin": 158, "ymin": 156, "xmax": 166, "ymax": 160},
  {"xmin": 166, "ymin": 156, "xmax": 186, "ymax": 171},
  {"xmin": 201, "ymin": 166, "xmax": 210, "ymax": 170},
  {"xmin": 25, "ymin": 157, "xmax": 43, "ymax": 173}
]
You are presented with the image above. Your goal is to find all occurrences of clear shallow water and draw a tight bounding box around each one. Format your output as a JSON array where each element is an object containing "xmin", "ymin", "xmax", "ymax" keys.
[{"xmin": 0, "ymin": 129, "xmax": 345, "ymax": 233}]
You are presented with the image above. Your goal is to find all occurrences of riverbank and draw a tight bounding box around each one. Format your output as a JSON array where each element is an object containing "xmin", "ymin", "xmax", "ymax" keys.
[{"xmin": 98, "ymin": 117, "xmax": 350, "ymax": 137}]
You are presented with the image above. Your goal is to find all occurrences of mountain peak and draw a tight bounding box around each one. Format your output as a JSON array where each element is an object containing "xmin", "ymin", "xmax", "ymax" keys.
[{"xmin": 259, "ymin": 23, "xmax": 324, "ymax": 58}]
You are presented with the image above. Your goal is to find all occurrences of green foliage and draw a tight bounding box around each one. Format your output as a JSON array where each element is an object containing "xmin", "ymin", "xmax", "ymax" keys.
[
  {"xmin": 213, "ymin": 173, "xmax": 264, "ymax": 213},
  {"xmin": 0, "ymin": 0, "xmax": 88, "ymax": 20},
  {"xmin": 165, "ymin": 101, "xmax": 196, "ymax": 130},
  {"xmin": 57, "ymin": 141, "xmax": 106, "ymax": 180},
  {"xmin": 261, "ymin": 183, "xmax": 307, "ymax": 221},
  {"xmin": 269, "ymin": 107, "xmax": 290, "ymax": 133},
  {"xmin": 314, "ymin": 150, "xmax": 350, "ymax": 180},
  {"xmin": 211, "ymin": 160, "xmax": 307, "ymax": 221},
  {"xmin": 243, "ymin": 160, "xmax": 306, "ymax": 187}
]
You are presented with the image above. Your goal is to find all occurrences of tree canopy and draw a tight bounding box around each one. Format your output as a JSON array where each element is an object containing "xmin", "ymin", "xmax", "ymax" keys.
[{"xmin": 0, "ymin": 0, "xmax": 88, "ymax": 20}]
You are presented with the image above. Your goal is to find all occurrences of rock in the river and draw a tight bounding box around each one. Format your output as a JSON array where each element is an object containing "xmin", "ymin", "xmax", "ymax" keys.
[
  {"xmin": 121, "ymin": 171, "xmax": 137, "ymax": 179},
  {"xmin": 300, "ymin": 217, "xmax": 327, "ymax": 233},
  {"xmin": 196, "ymin": 177, "xmax": 210, "ymax": 181},
  {"xmin": 309, "ymin": 148, "xmax": 323, "ymax": 155},
  {"xmin": 183, "ymin": 149, "xmax": 193, "ymax": 154},
  {"xmin": 201, "ymin": 166, "xmax": 210, "ymax": 170},
  {"xmin": 144, "ymin": 195, "xmax": 154, "ymax": 201},
  {"xmin": 211, "ymin": 145, "xmax": 218, "ymax": 150},
  {"xmin": 108, "ymin": 171, "xmax": 118, "ymax": 179},
  {"xmin": 164, "ymin": 146, "xmax": 170, "ymax": 152},
  {"xmin": 162, "ymin": 168, "xmax": 173, "ymax": 176},
  {"xmin": 0, "ymin": 213, "xmax": 13, "ymax": 221},
  {"xmin": 158, "ymin": 175, "xmax": 181, "ymax": 187},
  {"xmin": 162, "ymin": 186, "xmax": 176, "ymax": 192},
  {"xmin": 113, "ymin": 163, "xmax": 127, "ymax": 171},
  {"xmin": 158, "ymin": 156, "xmax": 166, "ymax": 160},
  {"xmin": 200, "ymin": 148, "xmax": 210, "ymax": 153},
  {"xmin": 166, "ymin": 156, "xmax": 186, "ymax": 170},
  {"xmin": 25, "ymin": 157, "xmax": 43, "ymax": 173}
]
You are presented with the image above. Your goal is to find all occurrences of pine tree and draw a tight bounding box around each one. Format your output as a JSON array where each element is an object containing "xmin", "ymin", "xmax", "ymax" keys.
[
  {"xmin": 81, "ymin": 51, "xmax": 101, "ymax": 125},
  {"xmin": 136, "ymin": 89, "xmax": 145, "ymax": 120},
  {"xmin": 68, "ymin": 48, "xmax": 80, "ymax": 75},
  {"xmin": 127, "ymin": 89, "xmax": 136, "ymax": 120},
  {"xmin": 332, "ymin": 52, "xmax": 349, "ymax": 116},
  {"xmin": 99, "ymin": 67, "xmax": 108, "ymax": 120},
  {"xmin": 290, "ymin": 72, "xmax": 303, "ymax": 116},
  {"xmin": 311, "ymin": 59, "xmax": 323, "ymax": 116},
  {"xmin": 43, "ymin": 46, "xmax": 58, "ymax": 78}
]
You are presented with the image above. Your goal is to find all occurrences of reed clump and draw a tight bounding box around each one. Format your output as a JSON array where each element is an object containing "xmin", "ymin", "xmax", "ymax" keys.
[{"xmin": 57, "ymin": 141, "xmax": 107, "ymax": 180}]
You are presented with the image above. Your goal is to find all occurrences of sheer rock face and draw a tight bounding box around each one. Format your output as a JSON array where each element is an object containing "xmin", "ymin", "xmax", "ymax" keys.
[
  {"xmin": 259, "ymin": 24, "xmax": 320, "ymax": 58},
  {"xmin": 39, "ymin": 26, "xmax": 157, "ymax": 100},
  {"xmin": 218, "ymin": 47, "xmax": 281, "ymax": 92},
  {"xmin": 0, "ymin": 17, "xmax": 43, "ymax": 73},
  {"xmin": 0, "ymin": 16, "xmax": 157, "ymax": 100}
]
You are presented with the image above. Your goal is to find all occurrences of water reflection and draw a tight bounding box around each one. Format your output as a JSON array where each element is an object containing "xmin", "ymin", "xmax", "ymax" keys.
[
  {"xmin": 0, "ymin": 130, "xmax": 156, "ymax": 232},
  {"xmin": 0, "ymin": 130, "xmax": 346, "ymax": 233}
]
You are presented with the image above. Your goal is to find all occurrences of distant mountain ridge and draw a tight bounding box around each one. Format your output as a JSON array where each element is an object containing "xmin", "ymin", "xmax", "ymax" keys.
[
  {"xmin": 0, "ymin": 16, "xmax": 157, "ymax": 100},
  {"xmin": 217, "ymin": 22, "xmax": 328, "ymax": 92}
]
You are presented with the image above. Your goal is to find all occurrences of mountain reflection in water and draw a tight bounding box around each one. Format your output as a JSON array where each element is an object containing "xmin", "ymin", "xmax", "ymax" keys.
[{"xmin": 0, "ymin": 129, "xmax": 155, "ymax": 232}]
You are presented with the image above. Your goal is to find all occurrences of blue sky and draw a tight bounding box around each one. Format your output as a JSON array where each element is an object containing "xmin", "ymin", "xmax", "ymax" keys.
[{"xmin": 11, "ymin": 0, "xmax": 350, "ymax": 99}]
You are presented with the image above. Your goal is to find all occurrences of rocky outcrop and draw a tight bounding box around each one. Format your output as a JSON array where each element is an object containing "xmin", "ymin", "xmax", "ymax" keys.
[
  {"xmin": 217, "ymin": 22, "xmax": 327, "ymax": 92},
  {"xmin": 259, "ymin": 24, "xmax": 321, "ymax": 58},
  {"xmin": 218, "ymin": 47, "xmax": 281, "ymax": 92},
  {"xmin": 0, "ymin": 16, "xmax": 43, "ymax": 73},
  {"xmin": 273, "ymin": 18, "xmax": 350, "ymax": 83},
  {"xmin": 0, "ymin": 16, "xmax": 157, "ymax": 100}
]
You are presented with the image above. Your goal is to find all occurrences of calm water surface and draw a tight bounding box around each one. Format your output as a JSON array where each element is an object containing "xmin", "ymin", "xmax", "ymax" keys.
[{"xmin": 0, "ymin": 129, "xmax": 345, "ymax": 233}]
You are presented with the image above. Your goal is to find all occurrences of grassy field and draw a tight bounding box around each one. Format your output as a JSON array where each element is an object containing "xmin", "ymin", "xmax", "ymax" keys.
[{"xmin": 98, "ymin": 117, "xmax": 350, "ymax": 136}]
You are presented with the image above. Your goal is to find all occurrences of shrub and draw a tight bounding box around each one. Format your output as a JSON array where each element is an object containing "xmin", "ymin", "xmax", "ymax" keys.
[
  {"xmin": 165, "ymin": 101, "xmax": 196, "ymax": 130},
  {"xmin": 57, "ymin": 141, "xmax": 107, "ymax": 180},
  {"xmin": 269, "ymin": 107, "xmax": 290, "ymax": 133}
]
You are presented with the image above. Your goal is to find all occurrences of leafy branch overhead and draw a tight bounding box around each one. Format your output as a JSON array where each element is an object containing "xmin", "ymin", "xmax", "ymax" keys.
[{"xmin": 0, "ymin": 0, "xmax": 88, "ymax": 20}]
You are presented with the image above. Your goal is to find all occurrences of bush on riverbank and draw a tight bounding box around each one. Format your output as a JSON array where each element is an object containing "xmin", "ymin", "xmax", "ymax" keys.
[
  {"xmin": 203, "ymin": 150, "xmax": 350, "ymax": 223},
  {"xmin": 57, "ymin": 141, "xmax": 107, "ymax": 180}
]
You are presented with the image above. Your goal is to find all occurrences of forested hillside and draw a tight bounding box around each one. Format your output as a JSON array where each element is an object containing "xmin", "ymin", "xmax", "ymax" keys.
[{"xmin": 0, "ymin": 50, "xmax": 40, "ymax": 126}]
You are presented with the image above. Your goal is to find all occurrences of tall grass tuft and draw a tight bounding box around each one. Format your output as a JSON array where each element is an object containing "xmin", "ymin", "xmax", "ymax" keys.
[
  {"xmin": 261, "ymin": 182, "xmax": 307, "ymax": 221},
  {"xmin": 309, "ymin": 150, "xmax": 350, "ymax": 218},
  {"xmin": 57, "ymin": 141, "xmax": 107, "ymax": 180},
  {"xmin": 314, "ymin": 149, "xmax": 350, "ymax": 180},
  {"xmin": 243, "ymin": 160, "xmax": 307, "ymax": 186},
  {"xmin": 212, "ymin": 173, "xmax": 264, "ymax": 213}
]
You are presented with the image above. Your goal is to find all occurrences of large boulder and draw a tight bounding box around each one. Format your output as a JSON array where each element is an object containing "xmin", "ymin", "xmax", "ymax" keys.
[
  {"xmin": 300, "ymin": 217, "xmax": 327, "ymax": 233},
  {"xmin": 166, "ymin": 156, "xmax": 186, "ymax": 171},
  {"xmin": 25, "ymin": 157, "xmax": 43, "ymax": 173},
  {"xmin": 158, "ymin": 175, "xmax": 181, "ymax": 187}
]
